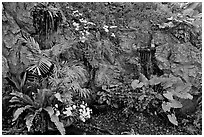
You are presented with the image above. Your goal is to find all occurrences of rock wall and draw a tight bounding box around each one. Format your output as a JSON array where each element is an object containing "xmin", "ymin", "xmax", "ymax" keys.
[
  {"xmin": 2, "ymin": 2, "xmax": 202, "ymax": 92},
  {"xmin": 2, "ymin": 2, "xmax": 36, "ymax": 76}
]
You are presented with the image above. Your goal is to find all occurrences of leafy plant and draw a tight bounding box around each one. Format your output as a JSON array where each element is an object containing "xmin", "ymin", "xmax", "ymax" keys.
[
  {"xmin": 9, "ymin": 89, "xmax": 65, "ymax": 134},
  {"xmin": 130, "ymin": 73, "xmax": 196, "ymax": 126},
  {"xmin": 159, "ymin": 76, "xmax": 195, "ymax": 125},
  {"xmin": 31, "ymin": 3, "xmax": 62, "ymax": 38},
  {"xmin": 96, "ymin": 85, "xmax": 112, "ymax": 106},
  {"xmin": 49, "ymin": 64, "xmax": 90, "ymax": 100}
]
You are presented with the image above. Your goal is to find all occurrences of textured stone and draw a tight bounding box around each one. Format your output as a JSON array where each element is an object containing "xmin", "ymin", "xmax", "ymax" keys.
[{"xmin": 2, "ymin": 2, "xmax": 36, "ymax": 75}]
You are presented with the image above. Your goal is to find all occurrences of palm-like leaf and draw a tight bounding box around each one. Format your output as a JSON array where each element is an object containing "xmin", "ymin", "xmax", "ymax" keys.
[
  {"xmin": 48, "ymin": 64, "xmax": 90, "ymax": 99},
  {"xmin": 70, "ymin": 65, "xmax": 88, "ymax": 84},
  {"xmin": 51, "ymin": 64, "xmax": 88, "ymax": 86},
  {"xmin": 21, "ymin": 31, "xmax": 54, "ymax": 79},
  {"xmin": 27, "ymin": 57, "xmax": 53, "ymax": 77}
]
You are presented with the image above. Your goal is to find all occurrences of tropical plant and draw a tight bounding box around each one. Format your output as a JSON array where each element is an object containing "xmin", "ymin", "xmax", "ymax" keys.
[
  {"xmin": 130, "ymin": 72, "xmax": 196, "ymax": 126},
  {"xmin": 161, "ymin": 75, "xmax": 194, "ymax": 126},
  {"xmin": 48, "ymin": 63, "xmax": 90, "ymax": 100},
  {"xmin": 9, "ymin": 89, "xmax": 66, "ymax": 134},
  {"xmin": 31, "ymin": 2, "xmax": 63, "ymax": 49}
]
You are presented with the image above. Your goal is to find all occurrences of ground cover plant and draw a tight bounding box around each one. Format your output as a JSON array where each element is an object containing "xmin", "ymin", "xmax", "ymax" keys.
[{"xmin": 2, "ymin": 2, "xmax": 202, "ymax": 135}]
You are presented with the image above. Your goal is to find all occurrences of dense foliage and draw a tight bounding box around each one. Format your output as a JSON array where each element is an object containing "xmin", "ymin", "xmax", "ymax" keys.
[{"xmin": 2, "ymin": 2, "xmax": 202, "ymax": 135}]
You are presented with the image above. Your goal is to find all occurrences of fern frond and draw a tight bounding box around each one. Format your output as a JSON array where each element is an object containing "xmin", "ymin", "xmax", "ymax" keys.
[
  {"xmin": 70, "ymin": 65, "xmax": 88, "ymax": 84},
  {"xmin": 57, "ymin": 64, "xmax": 88, "ymax": 85},
  {"xmin": 70, "ymin": 82, "xmax": 90, "ymax": 99}
]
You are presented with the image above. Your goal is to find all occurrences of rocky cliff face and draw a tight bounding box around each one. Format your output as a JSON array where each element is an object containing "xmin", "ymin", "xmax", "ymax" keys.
[
  {"xmin": 2, "ymin": 2, "xmax": 201, "ymax": 91},
  {"xmin": 2, "ymin": 3, "xmax": 36, "ymax": 77}
]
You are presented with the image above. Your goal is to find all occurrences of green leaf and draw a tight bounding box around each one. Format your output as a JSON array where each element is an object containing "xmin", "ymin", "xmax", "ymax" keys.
[
  {"xmin": 174, "ymin": 92, "xmax": 193, "ymax": 100},
  {"xmin": 112, "ymin": 103, "xmax": 118, "ymax": 108},
  {"xmin": 162, "ymin": 80, "xmax": 174, "ymax": 89},
  {"xmin": 182, "ymin": 8, "xmax": 194, "ymax": 17},
  {"xmin": 79, "ymin": 88, "xmax": 90, "ymax": 99},
  {"xmin": 13, "ymin": 105, "xmax": 32, "ymax": 122},
  {"xmin": 139, "ymin": 73, "xmax": 149, "ymax": 86},
  {"xmin": 20, "ymin": 71, "xmax": 27, "ymax": 89},
  {"xmin": 25, "ymin": 113, "xmax": 36, "ymax": 132},
  {"xmin": 106, "ymin": 100, "xmax": 111, "ymax": 105},
  {"xmin": 167, "ymin": 113, "xmax": 178, "ymax": 126},
  {"xmin": 44, "ymin": 106, "xmax": 54, "ymax": 116},
  {"xmin": 175, "ymin": 83, "xmax": 191, "ymax": 93},
  {"xmin": 149, "ymin": 76, "xmax": 164, "ymax": 86},
  {"xmin": 155, "ymin": 94, "xmax": 164, "ymax": 100},
  {"xmin": 9, "ymin": 96, "xmax": 21, "ymax": 104},
  {"xmin": 10, "ymin": 91, "xmax": 34, "ymax": 106},
  {"xmin": 131, "ymin": 79, "xmax": 144, "ymax": 89},
  {"xmin": 66, "ymin": 117, "xmax": 75, "ymax": 127},
  {"xmin": 51, "ymin": 114, "xmax": 65, "ymax": 135},
  {"xmin": 44, "ymin": 106, "xmax": 65, "ymax": 135},
  {"xmin": 169, "ymin": 100, "xmax": 183, "ymax": 108},
  {"xmin": 174, "ymin": 83, "xmax": 193, "ymax": 99},
  {"xmin": 163, "ymin": 91, "xmax": 174, "ymax": 100},
  {"xmin": 162, "ymin": 102, "xmax": 171, "ymax": 112}
]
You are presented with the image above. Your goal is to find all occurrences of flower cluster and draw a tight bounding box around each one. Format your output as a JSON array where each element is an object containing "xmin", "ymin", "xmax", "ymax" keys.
[
  {"xmin": 63, "ymin": 105, "xmax": 73, "ymax": 117},
  {"xmin": 78, "ymin": 101, "xmax": 92, "ymax": 122},
  {"xmin": 62, "ymin": 101, "xmax": 92, "ymax": 122}
]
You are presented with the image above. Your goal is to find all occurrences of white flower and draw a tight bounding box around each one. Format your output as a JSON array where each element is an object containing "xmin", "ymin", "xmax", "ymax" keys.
[
  {"xmin": 80, "ymin": 36, "xmax": 87, "ymax": 43},
  {"xmin": 73, "ymin": 22, "xmax": 79, "ymax": 27},
  {"xmin": 151, "ymin": 43, "xmax": 155, "ymax": 48},
  {"xmin": 73, "ymin": 22, "xmax": 80, "ymax": 30},
  {"xmin": 85, "ymin": 31, "xmax": 90, "ymax": 35},
  {"xmin": 72, "ymin": 105, "xmax": 76, "ymax": 109},
  {"xmin": 56, "ymin": 110, "xmax": 60, "ymax": 117},
  {"xmin": 103, "ymin": 25, "xmax": 109, "ymax": 28},
  {"xmin": 86, "ymin": 107, "xmax": 90, "ymax": 112},
  {"xmin": 63, "ymin": 107, "xmax": 73, "ymax": 116},
  {"xmin": 103, "ymin": 25, "xmax": 109, "ymax": 32},
  {"xmin": 79, "ymin": 115, "xmax": 86, "ymax": 122},
  {"xmin": 80, "ymin": 104, "xmax": 86, "ymax": 109},
  {"xmin": 75, "ymin": 27, "xmax": 79, "ymax": 31},
  {"xmin": 55, "ymin": 104, "xmax": 58, "ymax": 108},
  {"xmin": 87, "ymin": 22, "xmax": 95, "ymax": 25},
  {"xmin": 73, "ymin": 10, "xmax": 79, "ymax": 14},
  {"xmin": 86, "ymin": 114, "xmax": 91, "ymax": 119},
  {"xmin": 79, "ymin": 108, "xmax": 83, "ymax": 113},
  {"xmin": 79, "ymin": 18, "xmax": 87, "ymax": 23},
  {"xmin": 111, "ymin": 33, "xmax": 115, "ymax": 37},
  {"xmin": 109, "ymin": 26, "xmax": 117, "ymax": 29}
]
